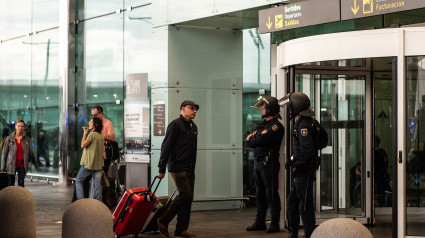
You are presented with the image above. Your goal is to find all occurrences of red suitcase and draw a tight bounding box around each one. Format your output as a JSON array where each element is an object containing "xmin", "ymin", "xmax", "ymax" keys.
[{"xmin": 112, "ymin": 176, "xmax": 161, "ymax": 237}]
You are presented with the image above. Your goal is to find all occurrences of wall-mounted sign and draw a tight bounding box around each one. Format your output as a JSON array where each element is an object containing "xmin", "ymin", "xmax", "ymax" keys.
[
  {"xmin": 126, "ymin": 73, "xmax": 148, "ymax": 99},
  {"xmin": 153, "ymin": 101, "xmax": 166, "ymax": 136},
  {"xmin": 259, "ymin": 0, "xmax": 340, "ymax": 34},
  {"xmin": 124, "ymin": 73, "xmax": 150, "ymax": 155},
  {"xmin": 124, "ymin": 103, "xmax": 149, "ymax": 138},
  {"xmin": 341, "ymin": 0, "xmax": 425, "ymax": 20}
]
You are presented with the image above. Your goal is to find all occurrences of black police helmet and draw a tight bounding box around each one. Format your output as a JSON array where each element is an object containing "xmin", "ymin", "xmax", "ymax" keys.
[
  {"xmin": 251, "ymin": 96, "xmax": 282, "ymax": 119},
  {"xmin": 278, "ymin": 92, "xmax": 314, "ymax": 118}
]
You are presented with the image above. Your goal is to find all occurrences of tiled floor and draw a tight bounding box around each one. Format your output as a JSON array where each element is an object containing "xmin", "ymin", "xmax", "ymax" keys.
[{"xmin": 23, "ymin": 180, "xmax": 395, "ymax": 237}]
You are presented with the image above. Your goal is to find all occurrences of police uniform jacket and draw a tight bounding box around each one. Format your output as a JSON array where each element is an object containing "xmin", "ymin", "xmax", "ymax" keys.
[
  {"xmin": 247, "ymin": 117, "xmax": 284, "ymax": 159},
  {"xmin": 293, "ymin": 116, "xmax": 317, "ymax": 162},
  {"xmin": 158, "ymin": 115, "xmax": 198, "ymax": 174}
]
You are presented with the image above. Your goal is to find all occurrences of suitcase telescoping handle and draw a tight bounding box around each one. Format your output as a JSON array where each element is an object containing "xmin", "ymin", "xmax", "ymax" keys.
[
  {"xmin": 148, "ymin": 176, "xmax": 162, "ymax": 195},
  {"xmin": 164, "ymin": 188, "xmax": 178, "ymax": 206}
]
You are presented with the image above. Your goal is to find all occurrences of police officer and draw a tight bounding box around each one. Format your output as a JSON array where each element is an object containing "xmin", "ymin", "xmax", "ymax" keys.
[
  {"xmin": 279, "ymin": 92, "xmax": 317, "ymax": 238},
  {"xmin": 245, "ymin": 96, "xmax": 284, "ymax": 233}
]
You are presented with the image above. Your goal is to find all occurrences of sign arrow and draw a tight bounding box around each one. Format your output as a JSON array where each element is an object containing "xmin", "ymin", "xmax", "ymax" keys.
[
  {"xmin": 266, "ymin": 17, "xmax": 273, "ymax": 30},
  {"xmin": 351, "ymin": 0, "xmax": 359, "ymax": 15}
]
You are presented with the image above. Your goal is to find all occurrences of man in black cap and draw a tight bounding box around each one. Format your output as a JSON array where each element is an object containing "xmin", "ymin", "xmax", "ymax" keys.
[
  {"xmin": 246, "ymin": 96, "xmax": 284, "ymax": 233},
  {"xmin": 157, "ymin": 100, "xmax": 199, "ymax": 238}
]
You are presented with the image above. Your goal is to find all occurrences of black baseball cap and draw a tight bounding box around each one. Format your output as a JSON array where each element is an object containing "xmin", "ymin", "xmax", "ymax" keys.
[{"xmin": 180, "ymin": 100, "xmax": 199, "ymax": 110}]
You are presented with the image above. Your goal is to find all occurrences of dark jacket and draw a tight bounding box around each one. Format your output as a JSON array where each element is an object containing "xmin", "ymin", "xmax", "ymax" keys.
[
  {"xmin": 293, "ymin": 116, "xmax": 317, "ymax": 162},
  {"xmin": 247, "ymin": 118, "xmax": 284, "ymax": 158},
  {"xmin": 158, "ymin": 115, "xmax": 198, "ymax": 174},
  {"xmin": 1, "ymin": 132, "xmax": 39, "ymax": 175}
]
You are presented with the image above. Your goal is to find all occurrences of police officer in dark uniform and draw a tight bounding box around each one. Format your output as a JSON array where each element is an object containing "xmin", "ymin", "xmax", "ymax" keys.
[
  {"xmin": 279, "ymin": 92, "xmax": 317, "ymax": 238},
  {"xmin": 245, "ymin": 96, "xmax": 284, "ymax": 233}
]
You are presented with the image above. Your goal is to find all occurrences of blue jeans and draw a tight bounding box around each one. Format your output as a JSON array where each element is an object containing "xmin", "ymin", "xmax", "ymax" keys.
[
  {"xmin": 76, "ymin": 166, "xmax": 102, "ymax": 201},
  {"xmin": 8, "ymin": 166, "xmax": 25, "ymax": 187}
]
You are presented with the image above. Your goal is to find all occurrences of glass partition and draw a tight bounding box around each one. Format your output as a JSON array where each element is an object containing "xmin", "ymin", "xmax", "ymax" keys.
[
  {"xmin": 295, "ymin": 61, "xmax": 368, "ymax": 220},
  {"xmin": 33, "ymin": 0, "xmax": 59, "ymax": 30},
  {"xmin": 73, "ymin": 3, "xmax": 153, "ymax": 174},
  {"xmin": 405, "ymin": 56, "xmax": 425, "ymax": 236},
  {"xmin": 77, "ymin": 0, "xmax": 122, "ymax": 20},
  {"xmin": 0, "ymin": 1, "xmax": 31, "ymax": 40},
  {"xmin": 242, "ymin": 28, "xmax": 270, "ymax": 196},
  {"xmin": 78, "ymin": 13, "xmax": 124, "ymax": 105}
]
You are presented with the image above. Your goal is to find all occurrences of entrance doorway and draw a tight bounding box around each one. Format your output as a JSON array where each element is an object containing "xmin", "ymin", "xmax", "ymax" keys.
[
  {"xmin": 293, "ymin": 60, "xmax": 371, "ymax": 223},
  {"xmin": 288, "ymin": 57, "xmax": 394, "ymax": 225},
  {"xmin": 276, "ymin": 27, "xmax": 425, "ymax": 238}
]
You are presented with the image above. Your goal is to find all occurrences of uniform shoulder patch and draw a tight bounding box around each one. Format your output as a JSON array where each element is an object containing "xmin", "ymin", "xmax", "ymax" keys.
[
  {"xmin": 301, "ymin": 128, "xmax": 308, "ymax": 136},
  {"xmin": 272, "ymin": 125, "xmax": 278, "ymax": 131}
]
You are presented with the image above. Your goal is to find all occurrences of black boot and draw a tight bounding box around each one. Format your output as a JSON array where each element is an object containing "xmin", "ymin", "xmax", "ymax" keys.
[
  {"xmin": 288, "ymin": 227, "xmax": 298, "ymax": 238},
  {"xmin": 246, "ymin": 222, "xmax": 267, "ymax": 231},
  {"xmin": 303, "ymin": 233, "xmax": 312, "ymax": 238},
  {"xmin": 266, "ymin": 222, "xmax": 280, "ymax": 233}
]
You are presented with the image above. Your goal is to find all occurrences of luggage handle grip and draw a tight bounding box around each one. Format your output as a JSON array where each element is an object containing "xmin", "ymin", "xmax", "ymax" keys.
[{"xmin": 148, "ymin": 176, "xmax": 162, "ymax": 195}]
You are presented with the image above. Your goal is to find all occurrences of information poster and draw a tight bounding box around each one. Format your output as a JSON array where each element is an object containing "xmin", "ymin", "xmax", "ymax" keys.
[{"xmin": 124, "ymin": 73, "xmax": 150, "ymax": 159}]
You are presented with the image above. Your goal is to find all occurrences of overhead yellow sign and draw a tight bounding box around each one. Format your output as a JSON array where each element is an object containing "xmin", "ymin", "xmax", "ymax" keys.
[
  {"xmin": 342, "ymin": 0, "xmax": 425, "ymax": 20},
  {"xmin": 259, "ymin": 0, "xmax": 340, "ymax": 34}
]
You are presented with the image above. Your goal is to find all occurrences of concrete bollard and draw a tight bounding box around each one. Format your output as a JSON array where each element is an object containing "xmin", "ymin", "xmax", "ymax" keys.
[
  {"xmin": 0, "ymin": 186, "xmax": 36, "ymax": 238},
  {"xmin": 311, "ymin": 218, "xmax": 373, "ymax": 238},
  {"xmin": 62, "ymin": 198, "xmax": 113, "ymax": 238}
]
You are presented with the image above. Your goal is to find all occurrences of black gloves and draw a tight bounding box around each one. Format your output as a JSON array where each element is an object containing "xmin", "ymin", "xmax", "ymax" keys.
[{"xmin": 285, "ymin": 160, "xmax": 293, "ymax": 170}]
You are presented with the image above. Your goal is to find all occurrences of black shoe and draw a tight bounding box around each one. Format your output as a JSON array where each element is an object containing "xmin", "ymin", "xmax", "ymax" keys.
[
  {"xmin": 157, "ymin": 218, "xmax": 169, "ymax": 237},
  {"xmin": 246, "ymin": 222, "xmax": 267, "ymax": 231},
  {"xmin": 175, "ymin": 230, "xmax": 196, "ymax": 238},
  {"xmin": 288, "ymin": 228, "xmax": 298, "ymax": 238},
  {"xmin": 266, "ymin": 223, "xmax": 280, "ymax": 233}
]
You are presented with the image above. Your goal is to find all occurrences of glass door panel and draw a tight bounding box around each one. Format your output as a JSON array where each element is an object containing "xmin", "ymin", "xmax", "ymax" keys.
[
  {"xmin": 405, "ymin": 56, "xmax": 425, "ymax": 236},
  {"xmin": 295, "ymin": 71, "xmax": 369, "ymax": 220}
]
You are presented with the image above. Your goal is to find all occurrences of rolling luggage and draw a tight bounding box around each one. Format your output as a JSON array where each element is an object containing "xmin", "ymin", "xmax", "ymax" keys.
[
  {"xmin": 116, "ymin": 163, "xmax": 126, "ymax": 197},
  {"xmin": 112, "ymin": 176, "xmax": 161, "ymax": 237},
  {"xmin": 0, "ymin": 172, "xmax": 8, "ymax": 191},
  {"xmin": 102, "ymin": 171, "xmax": 118, "ymax": 209},
  {"xmin": 142, "ymin": 188, "xmax": 178, "ymax": 233}
]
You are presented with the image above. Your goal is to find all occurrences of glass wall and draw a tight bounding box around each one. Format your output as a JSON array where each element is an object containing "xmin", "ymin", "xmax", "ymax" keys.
[
  {"xmin": 242, "ymin": 28, "xmax": 270, "ymax": 196},
  {"xmin": 0, "ymin": 1, "xmax": 153, "ymax": 179},
  {"xmin": 406, "ymin": 56, "xmax": 425, "ymax": 236},
  {"xmin": 73, "ymin": 3, "xmax": 152, "ymax": 174},
  {"xmin": 0, "ymin": 1, "xmax": 59, "ymax": 178}
]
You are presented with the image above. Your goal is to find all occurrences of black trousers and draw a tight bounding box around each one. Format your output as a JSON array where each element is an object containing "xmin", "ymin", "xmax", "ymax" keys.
[
  {"xmin": 160, "ymin": 171, "xmax": 195, "ymax": 235},
  {"xmin": 253, "ymin": 159, "xmax": 281, "ymax": 224},
  {"xmin": 287, "ymin": 169, "xmax": 316, "ymax": 235}
]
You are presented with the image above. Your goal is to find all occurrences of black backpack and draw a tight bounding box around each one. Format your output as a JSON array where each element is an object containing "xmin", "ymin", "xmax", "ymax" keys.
[
  {"xmin": 311, "ymin": 118, "xmax": 328, "ymax": 150},
  {"xmin": 295, "ymin": 117, "xmax": 328, "ymax": 150},
  {"xmin": 105, "ymin": 141, "xmax": 119, "ymax": 161}
]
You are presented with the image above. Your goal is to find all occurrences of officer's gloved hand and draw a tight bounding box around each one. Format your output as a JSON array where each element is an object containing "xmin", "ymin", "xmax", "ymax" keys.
[
  {"xmin": 285, "ymin": 160, "xmax": 292, "ymax": 170},
  {"xmin": 285, "ymin": 156, "xmax": 294, "ymax": 170}
]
